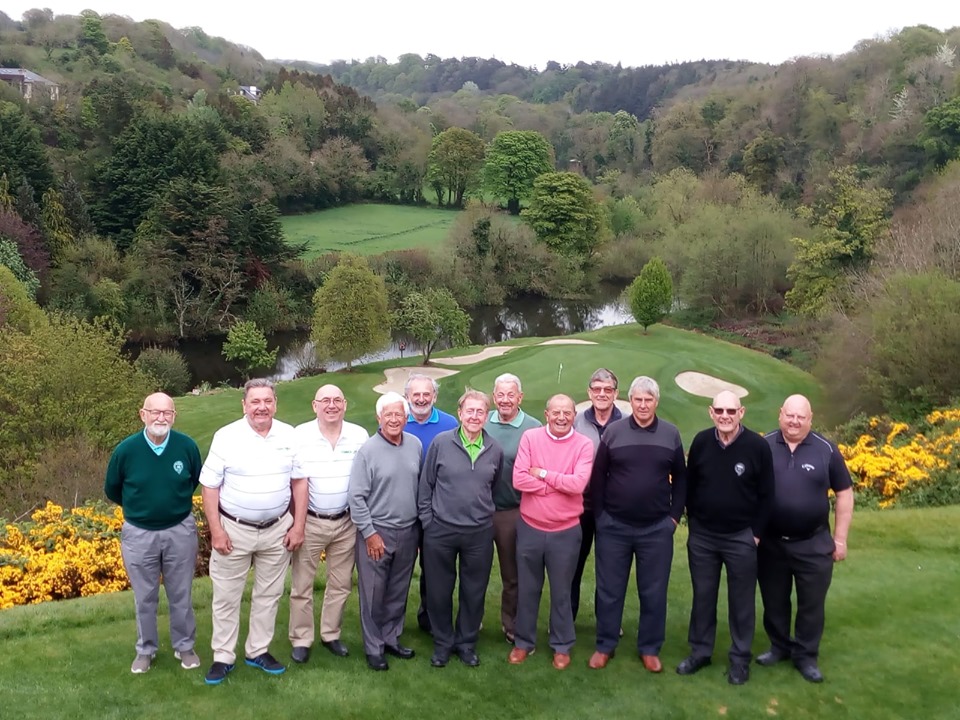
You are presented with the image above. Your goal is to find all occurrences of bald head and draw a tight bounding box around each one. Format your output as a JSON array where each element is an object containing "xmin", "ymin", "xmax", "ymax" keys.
[
  {"xmin": 712, "ymin": 390, "xmax": 741, "ymax": 409},
  {"xmin": 312, "ymin": 383, "xmax": 347, "ymax": 426},
  {"xmin": 708, "ymin": 390, "xmax": 743, "ymax": 439},
  {"xmin": 140, "ymin": 392, "xmax": 176, "ymax": 442},
  {"xmin": 545, "ymin": 394, "xmax": 576, "ymax": 436},
  {"xmin": 779, "ymin": 394, "xmax": 813, "ymax": 444}
]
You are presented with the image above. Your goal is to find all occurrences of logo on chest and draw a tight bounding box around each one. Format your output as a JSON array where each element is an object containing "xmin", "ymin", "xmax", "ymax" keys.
[
  {"xmin": 173, "ymin": 460, "xmax": 184, "ymax": 475},
  {"xmin": 802, "ymin": 463, "xmax": 816, "ymax": 472},
  {"xmin": 734, "ymin": 462, "xmax": 745, "ymax": 476}
]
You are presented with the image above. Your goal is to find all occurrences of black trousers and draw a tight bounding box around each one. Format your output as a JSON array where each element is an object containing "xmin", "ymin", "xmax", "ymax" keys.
[
  {"xmin": 423, "ymin": 519, "xmax": 495, "ymax": 655},
  {"xmin": 686, "ymin": 522, "xmax": 758, "ymax": 664},
  {"xmin": 416, "ymin": 524, "xmax": 430, "ymax": 631},
  {"xmin": 757, "ymin": 529, "xmax": 835, "ymax": 663},
  {"xmin": 355, "ymin": 524, "xmax": 419, "ymax": 656},
  {"xmin": 570, "ymin": 510, "xmax": 596, "ymax": 622},
  {"xmin": 594, "ymin": 512, "xmax": 675, "ymax": 655}
]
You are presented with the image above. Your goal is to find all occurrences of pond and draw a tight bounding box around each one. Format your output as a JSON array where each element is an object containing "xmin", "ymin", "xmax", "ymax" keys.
[{"xmin": 175, "ymin": 282, "xmax": 631, "ymax": 386}]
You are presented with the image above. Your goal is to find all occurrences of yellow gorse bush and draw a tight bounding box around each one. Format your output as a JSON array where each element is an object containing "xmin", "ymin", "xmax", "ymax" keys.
[
  {"xmin": 0, "ymin": 497, "xmax": 207, "ymax": 610},
  {"xmin": 839, "ymin": 408, "xmax": 960, "ymax": 508}
]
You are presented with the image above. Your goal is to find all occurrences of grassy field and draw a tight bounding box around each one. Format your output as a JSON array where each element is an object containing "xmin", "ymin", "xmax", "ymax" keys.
[
  {"xmin": 281, "ymin": 204, "xmax": 459, "ymax": 258},
  {"xmin": 175, "ymin": 323, "xmax": 820, "ymax": 454},
  {"xmin": 2, "ymin": 506, "xmax": 957, "ymax": 720}
]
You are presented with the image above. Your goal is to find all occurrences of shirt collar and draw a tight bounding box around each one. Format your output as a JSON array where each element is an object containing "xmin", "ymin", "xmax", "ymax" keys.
[
  {"xmin": 586, "ymin": 405, "xmax": 622, "ymax": 428},
  {"xmin": 628, "ymin": 414, "xmax": 659, "ymax": 433},
  {"xmin": 458, "ymin": 427, "xmax": 484, "ymax": 449},
  {"xmin": 408, "ymin": 407, "xmax": 439, "ymax": 425},
  {"xmin": 546, "ymin": 427, "xmax": 575, "ymax": 441},
  {"xmin": 143, "ymin": 428, "xmax": 171, "ymax": 455},
  {"xmin": 377, "ymin": 428, "xmax": 403, "ymax": 446},
  {"xmin": 715, "ymin": 425, "xmax": 744, "ymax": 447},
  {"xmin": 489, "ymin": 408, "xmax": 526, "ymax": 428}
]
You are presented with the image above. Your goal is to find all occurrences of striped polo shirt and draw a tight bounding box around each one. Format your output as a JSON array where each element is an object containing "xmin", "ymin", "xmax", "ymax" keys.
[
  {"xmin": 293, "ymin": 420, "xmax": 369, "ymax": 514},
  {"xmin": 200, "ymin": 416, "xmax": 297, "ymax": 522}
]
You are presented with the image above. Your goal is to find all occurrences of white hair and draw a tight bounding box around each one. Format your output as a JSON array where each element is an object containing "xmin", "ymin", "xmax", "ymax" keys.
[
  {"xmin": 493, "ymin": 372, "xmax": 522, "ymax": 392},
  {"xmin": 628, "ymin": 376, "xmax": 660, "ymax": 401},
  {"xmin": 376, "ymin": 391, "xmax": 409, "ymax": 416}
]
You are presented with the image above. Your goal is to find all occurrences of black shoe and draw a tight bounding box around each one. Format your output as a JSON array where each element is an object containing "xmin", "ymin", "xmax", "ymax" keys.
[
  {"xmin": 796, "ymin": 663, "xmax": 824, "ymax": 683},
  {"xmin": 502, "ymin": 626, "xmax": 515, "ymax": 644},
  {"xmin": 728, "ymin": 664, "xmax": 749, "ymax": 685},
  {"xmin": 676, "ymin": 655, "xmax": 712, "ymax": 675},
  {"xmin": 384, "ymin": 644, "xmax": 415, "ymax": 660},
  {"xmin": 457, "ymin": 648, "xmax": 480, "ymax": 667},
  {"xmin": 322, "ymin": 639, "xmax": 349, "ymax": 657},
  {"xmin": 366, "ymin": 654, "xmax": 388, "ymax": 671},
  {"xmin": 756, "ymin": 648, "xmax": 790, "ymax": 666},
  {"xmin": 291, "ymin": 646, "xmax": 310, "ymax": 664},
  {"xmin": 430, "ymin": 652, "xmax": 449, "ymax": 668},
  {"xmin": 204, "ymin": 661, "xmax": 234, "ymax": 685},
  {"xmin": 244, "ymin": 652, "xmax": 285, "ymax": 675}
]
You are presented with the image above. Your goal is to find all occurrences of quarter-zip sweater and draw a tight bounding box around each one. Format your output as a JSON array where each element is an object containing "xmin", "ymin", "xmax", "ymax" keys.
[{"xmin": 418, "ymin": 428, "xmax": 504, "ymax": 529}]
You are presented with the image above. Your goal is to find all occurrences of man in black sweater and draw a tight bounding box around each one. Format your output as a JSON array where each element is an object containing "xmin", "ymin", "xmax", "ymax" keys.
[
  {"xmin": 676, "ymin": 390, "xmax": 774, "ymax": 685},
  {"xmin": 588, "ymin": 376, "xmax": 686, "ymax": 673}
]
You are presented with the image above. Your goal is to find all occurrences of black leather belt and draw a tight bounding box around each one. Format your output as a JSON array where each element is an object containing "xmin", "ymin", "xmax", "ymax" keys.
[
  {"xmin": 307, "ymin": 508, "xmax": 349, "ymax": 521},
  {"xmin": 219, "ymin": 506, "xmax": 284, "ymax": 529},
  {"xmin": 778, "ymin": 525, "xmax": 827, "ymax": 542}
]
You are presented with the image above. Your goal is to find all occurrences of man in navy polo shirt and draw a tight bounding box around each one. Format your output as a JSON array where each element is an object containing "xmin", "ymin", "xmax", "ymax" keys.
[{"xmin": 758, "ymin": 394, "xmax": 854, "ymax": 684}]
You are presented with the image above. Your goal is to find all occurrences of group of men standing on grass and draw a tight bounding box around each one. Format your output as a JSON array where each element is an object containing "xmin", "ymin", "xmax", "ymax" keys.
[{"xmin": 105, "ymin": 367, "xmax": 853, "ymax": 687}]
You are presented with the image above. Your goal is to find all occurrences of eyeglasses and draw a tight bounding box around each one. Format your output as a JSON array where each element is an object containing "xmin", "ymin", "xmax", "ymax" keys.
[
  {"xmin": 380, "ymin": 411, "xmax": 406, "ymax": 421},
  {"xmin": 589, "ymin": 385, "xmax": 617, "ymax": 395},
  {"xmin": 711, "ymin": 407, "xmax": 740, "ymax": 416},
  {"xmin": 315, "ymin": 397, "xmax": 345, "ymax": 406},
  {"xmin": 143, "ymin": 409, "xmax": 175, "ymax": 419}
]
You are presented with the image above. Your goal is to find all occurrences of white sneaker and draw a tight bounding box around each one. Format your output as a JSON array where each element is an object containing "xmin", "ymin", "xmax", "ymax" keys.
[
  {"xmin": 131, "ymin": 654, "xmax": 154, "ymax": 674},
  {"xmin": 174, "ymin": 648, "xmax": 201, "ymax": 669}
]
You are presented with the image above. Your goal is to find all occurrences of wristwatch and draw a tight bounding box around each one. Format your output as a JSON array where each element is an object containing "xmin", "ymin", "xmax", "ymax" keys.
[{"xmin": 538, "ymin": 468, "xmax": 548, "ymax": 479}]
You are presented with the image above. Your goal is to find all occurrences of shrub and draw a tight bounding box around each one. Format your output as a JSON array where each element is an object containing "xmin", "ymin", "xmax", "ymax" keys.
[{"xmin": 134, "ymin": 347, "xmax": 192, "ymax": 396}]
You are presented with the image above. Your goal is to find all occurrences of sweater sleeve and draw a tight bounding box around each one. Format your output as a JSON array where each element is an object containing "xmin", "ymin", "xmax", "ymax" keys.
[
  {"xmin": 418, "ymin": 440, "xmax": 440, "ymax": 528},
  {"xmin": 752, "ymin": 437, "xmax": 775, "ymax": 537},
  {"xmin": 348, "ymin": 447, "xmax": 376, "ymax": 539},
  {"xmin": 590, "ymin": 435, "xmax": 611, "ymax": 517},
  {"xmin": 512, "ymin": 431, "xmax": 547, "ymax": 494},
  {"xmin": 104, "ymin": 445, "xmax": 124, "ymax": 506},
  {"xmin": 188, "ymin": 438, "xmax": 202, "ymax": 490},
  {"xmin": 669, "ymin": 438, "xmax": 687, "ymax": 523},
  {"xmin": 544, "ymin": 438, "xmax": 593, "ymax": 495}
]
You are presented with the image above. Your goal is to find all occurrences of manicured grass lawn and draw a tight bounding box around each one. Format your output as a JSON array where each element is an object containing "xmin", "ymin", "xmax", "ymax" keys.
[
  {"xmin": 2, "ymin": 506, "xmax": 957, "ymax": 719},
  {"xmin": 175, "ymin": 323, "xmax": 820, "ymax": 454},
  {"xmin": 281, "ymin": 204, "xmax": 459, "ymax": 258}
]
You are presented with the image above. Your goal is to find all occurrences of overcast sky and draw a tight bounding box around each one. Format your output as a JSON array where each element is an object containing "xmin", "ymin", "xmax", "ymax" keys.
[{"xmin": 4, "ymin": 1, "xmax": 959, "ymax": 68}]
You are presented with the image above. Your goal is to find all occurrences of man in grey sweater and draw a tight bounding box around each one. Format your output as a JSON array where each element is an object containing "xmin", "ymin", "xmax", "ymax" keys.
[
  {"xmin": 348, "ymin": 392, "xmax": 422, "ymax": 672},
  {"xmin": 419, "ymin": 389, "xmax": 504, "ymax": 668}
]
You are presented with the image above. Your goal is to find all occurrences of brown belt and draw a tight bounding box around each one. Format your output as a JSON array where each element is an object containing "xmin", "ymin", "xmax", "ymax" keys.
[
  {"xmin": 219, "ymin": 506, "xmax": 285, "ymax": 529},
  {"xmin": 307, "ymin": 508, "xmax": 349, "ymax": 521}
]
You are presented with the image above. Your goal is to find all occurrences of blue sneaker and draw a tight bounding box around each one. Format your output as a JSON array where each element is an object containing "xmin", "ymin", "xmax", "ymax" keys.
[
  {"xmin": 204, "ymin": 661, "xmax": 234, "ymax": 685},
  {"xmin": 245, "ymin": 652, "xmax": 285, "ymax": 675}
]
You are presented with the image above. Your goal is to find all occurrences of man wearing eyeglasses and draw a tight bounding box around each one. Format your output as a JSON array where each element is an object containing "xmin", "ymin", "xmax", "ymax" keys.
[
  {"xmin": 105, "ymin": 392, "xmax": 203, "ymax": 675},
  {"xmin": 572, "ymin": 368, "xmax": 622, "ymax": 623},
  {"xmin": 757, "ymin": 395, "xmax": 853, "ymax": 684},
  {"xmin": 676, "ymin": 391, "xmax": 774, "ymax": 685},
  {"xmin": 485, "ymin": 373, "xmax": 541, "ymax": 644},
  {"xmin": 288, "ymin": 385, "xmax": 369, "ymax": 664}
]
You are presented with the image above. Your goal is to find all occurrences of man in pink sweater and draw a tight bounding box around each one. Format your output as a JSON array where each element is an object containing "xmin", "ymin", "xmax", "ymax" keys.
[{"xmin": 508, "ymin": 394, "xmax": 595, "ymax": 670}]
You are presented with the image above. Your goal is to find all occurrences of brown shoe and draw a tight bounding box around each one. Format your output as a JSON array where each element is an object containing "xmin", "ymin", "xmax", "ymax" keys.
[
  {"xmin": 553, "ymin": 653, "xmax": 571, "ymax": 670},
  {"xmin": 641, "ymin": 655, "xmax": 663, "ymax": 673},
  {"xmin": 508, "ymin": 647, "xmax": 532, "ymax": 664},
  {"xmin": 588, "ymin": 651, "xmax": 612, "ymax": 669}
]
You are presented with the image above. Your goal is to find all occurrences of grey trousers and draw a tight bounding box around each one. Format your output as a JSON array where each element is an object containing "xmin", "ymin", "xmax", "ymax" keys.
[
  {"xmin": 355, "ymin": 524, "xmax": 419, "ymax": 656},
  {"xmin": 515, "ymin": 518, "xmax": 582, "ymax": 654},
  {"xmin": 121, "ymin": 515, "xmax": 198, "ymax": 655}
]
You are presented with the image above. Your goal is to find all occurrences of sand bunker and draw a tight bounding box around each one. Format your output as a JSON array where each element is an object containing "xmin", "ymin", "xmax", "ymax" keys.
[
  {"xmin": 674, "ymin": 371, "xmax": 748, "ymax": 399},
  {"xmin": 374, "ymin": 366, "xmax": 460, "ymax": 395},
  {"xmin": 539, "ymin": 339, "xmax": 598, "ymax": 346},
  {"xmin": 432, "ymin": 346, "xmax": 519, "ymax": 365}
]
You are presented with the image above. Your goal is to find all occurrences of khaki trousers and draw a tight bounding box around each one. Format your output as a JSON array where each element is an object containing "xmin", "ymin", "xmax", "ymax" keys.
[
  {"xmin": 209, "ymin": 512, "xmax": 292, "ymax": 664},
  {"xmin": 288, "ymin": 513, "xmax": 357, "ymax": 646}
]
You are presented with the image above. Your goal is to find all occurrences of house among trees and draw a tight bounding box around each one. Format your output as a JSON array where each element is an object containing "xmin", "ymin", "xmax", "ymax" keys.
[
  {"xmin": 0, "ymin": 68, "xmax": 59, "ymax": 102},
  {"xmin": 237, "ymin": 85, "xmax": 261, "ymax": 103}
]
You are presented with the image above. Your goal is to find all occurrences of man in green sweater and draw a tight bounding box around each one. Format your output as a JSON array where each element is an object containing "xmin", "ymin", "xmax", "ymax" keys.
[
  {"xmin": 105, "ymin": 392, "xmax": 203, "ymax": 675},
  {"xmin": 485, "ymin": 373, "xmax": 541, "ymax": 644}
]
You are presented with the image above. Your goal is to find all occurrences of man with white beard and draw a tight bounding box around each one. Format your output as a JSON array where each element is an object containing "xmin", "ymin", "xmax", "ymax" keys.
[{"xmin": 105, "ymin": 392, "xmax": 204, "ymax": 674}]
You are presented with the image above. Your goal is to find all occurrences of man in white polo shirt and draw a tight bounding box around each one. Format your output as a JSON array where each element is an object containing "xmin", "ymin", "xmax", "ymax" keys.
[
  {"xmin": 199, "ymin": 378, "xmax": 307, "ymax": 685},
  {"xmin": 288, "ymin": 384, "xmax": 369, "ymax": 664}
]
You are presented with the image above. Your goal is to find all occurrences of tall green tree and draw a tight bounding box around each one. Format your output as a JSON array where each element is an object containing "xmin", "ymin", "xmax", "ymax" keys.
[
  {"xmin": 0, "ymin": 102, "xmax": 54, "ymax": 195},
  {"xmin": 426, "ymin": 127, "xmax": 485, "ymax": 208},
  {"xmin": 222, "ymin": 320, "xmax": 278, "ymax": 379},
  {"xmin": 41, "ymin": 188, "xmax": 73, "ymax": 259},
  {"xmin": 484, "ymin": 130, "xmax": 554, "ymax": 214},
  {"xmin": 627, "ymin": 257, "xmax": 673, "ymax": 332},
  {"xmin": 522, "ymin": 171, "xmax": 608, "ymax": 258},
  {"xmin": 310, "ymin": 255, "xmax": 390, "ymax": 370},
  {"xmin": 393, "ymin": 288, "xmax": 470, "ymax": 364}
]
